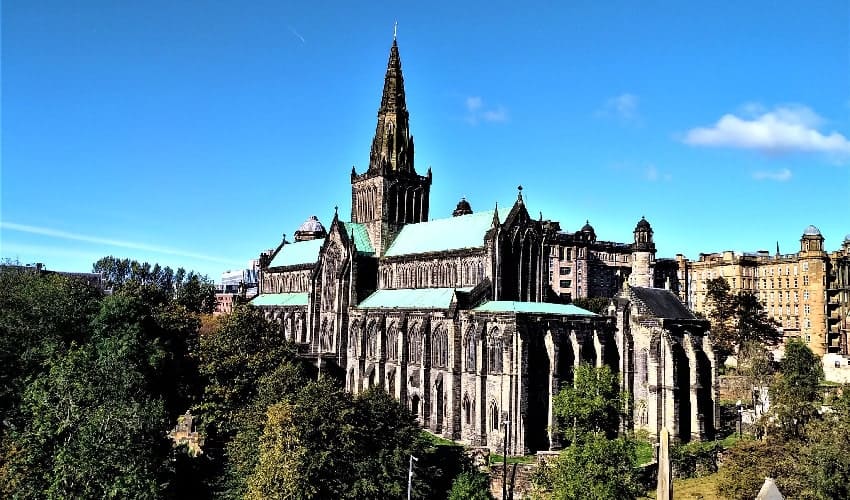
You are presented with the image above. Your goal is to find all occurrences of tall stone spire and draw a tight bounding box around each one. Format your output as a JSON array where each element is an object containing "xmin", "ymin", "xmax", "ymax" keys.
[
  {"xmin": 368, "ymin": 38, "xmax": 415, "ymax": 174},
  {"xmin": 351, "ymin": 35, "xmax": 431, "ymax": 256}
]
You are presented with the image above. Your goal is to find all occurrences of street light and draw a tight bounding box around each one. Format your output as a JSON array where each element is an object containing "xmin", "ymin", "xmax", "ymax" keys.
[
  {"xmin": 502, "ymin": 420, "xmax": 511, "ymax": 500},
  {"xmin": 407, "ymin": 454, "xmax": 418, "ymax": 500}
]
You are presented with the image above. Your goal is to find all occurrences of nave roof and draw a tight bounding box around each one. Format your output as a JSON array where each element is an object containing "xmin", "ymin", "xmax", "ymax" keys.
[{"xmin": 384, "ymin": 209, "xmax": 506, "ymax": 257}]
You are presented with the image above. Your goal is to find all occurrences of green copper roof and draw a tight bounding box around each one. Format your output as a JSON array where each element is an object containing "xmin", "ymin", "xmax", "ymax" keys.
[
  {"xmin": 358, "ymin": 287, "xmax": 473, "ymax": 309},
  {"xmin": 385, "ymin": 210, "xmax": 502, "ymax": 257},
  {"xmin": 250, "ymin": 292, "xmax": 309, "ymax": 307},
  {"xmin": 268, "ymin": 239, "xmax": 323, "ymax": 268},
  {"xmin": 472, "ymin": 301, "xmax": 596, "ymax": 316},
  {"xmin": 343, "ymin": 222, "xmax": 374, "ymax": 255}
]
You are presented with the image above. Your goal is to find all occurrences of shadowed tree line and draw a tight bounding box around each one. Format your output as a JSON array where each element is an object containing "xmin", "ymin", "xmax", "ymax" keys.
[{"xmin": 0, "ymin": 259, "xmax": 479, "ymax": 499}]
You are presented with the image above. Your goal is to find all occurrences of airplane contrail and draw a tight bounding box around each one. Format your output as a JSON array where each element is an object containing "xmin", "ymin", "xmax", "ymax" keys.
[{"xmin": 1, "ymin": 221, "xmax": 240, "ymax": 265}]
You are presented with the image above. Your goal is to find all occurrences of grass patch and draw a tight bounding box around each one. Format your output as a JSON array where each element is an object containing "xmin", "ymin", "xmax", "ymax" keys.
[
  {"xmin": 421, "ymin": 431, "xmax": 460, "ymax": 447},
  {"xmin": 640, "ymin": 471, "xmax": 723, "ymax": 499}
]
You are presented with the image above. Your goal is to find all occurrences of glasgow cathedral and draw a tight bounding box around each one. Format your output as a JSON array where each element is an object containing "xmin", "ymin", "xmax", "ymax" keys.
[{"xmin": 250, "ymin": 37, "xmax": 718, "ymax": 454}]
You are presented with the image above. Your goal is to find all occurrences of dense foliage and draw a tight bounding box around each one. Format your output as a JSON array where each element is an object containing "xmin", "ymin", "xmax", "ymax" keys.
[
  {"xmin": 704, "ymin": 277, "xmax": 781, "ymax": 363},
  {"xmin": 0, "ymin": 264, "xmax": 207, "ymax": 498},
  {"xmin": 536, "ymin": 364, "xmax": 642, "ymax": 499},
  {"xmin": 716, "ymin": 342, "xmax": 850, "ymax": 499}
]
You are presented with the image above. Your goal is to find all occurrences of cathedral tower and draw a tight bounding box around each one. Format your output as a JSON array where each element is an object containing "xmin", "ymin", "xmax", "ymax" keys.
[{"xmin": 351, "ymin": 37, "xmax": 432, "ymax": 256}]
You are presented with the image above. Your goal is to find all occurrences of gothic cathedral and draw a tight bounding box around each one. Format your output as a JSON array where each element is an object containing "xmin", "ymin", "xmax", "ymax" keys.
[{"xmin": 252, "ymin": 37, "xmax": 718, "ymax": 454}]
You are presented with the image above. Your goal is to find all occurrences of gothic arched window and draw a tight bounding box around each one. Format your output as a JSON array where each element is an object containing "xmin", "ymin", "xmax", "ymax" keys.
[
  {"xmin": 386, "ymin": 323, "xmax": 398, "ymax": 361},
  {"xmin": 408, "ymin": 324, "xmax": 422, "ymax": 365},
  {"xmin": 463, "ymin": 394, "xmax": 472, "ymax": 425},
  {"xmin": 366, "ymin": 322, "xmax": 378, "ymax": 359},
  {"xmin": 488, "ymin": 328, "xmax": 503, "ymax": 374},
  {"xmin": 490, "ymin": 401, "xmax": 500, "ymax": 430},
  {"xmin": 431, "ymin": 325, "xmax": 448, "ymax": 368},
  {"xmin": 464, "ymin": 329, "xmax": 477, "ymax": 372},
  {"xmin": 348, "ymin": 321, "xmax": 359, "ymax": 355}
]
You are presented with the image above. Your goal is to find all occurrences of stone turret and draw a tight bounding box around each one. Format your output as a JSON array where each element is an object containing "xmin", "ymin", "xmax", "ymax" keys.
[{"xmin": 629, "ymin": 216, "xmax": 656, "ymax": 287}]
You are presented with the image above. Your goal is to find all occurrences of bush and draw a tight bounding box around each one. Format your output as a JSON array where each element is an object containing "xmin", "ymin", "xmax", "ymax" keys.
[{"xmin": 670, "ymin": 441, "xmax": 720, "ymax": 479}]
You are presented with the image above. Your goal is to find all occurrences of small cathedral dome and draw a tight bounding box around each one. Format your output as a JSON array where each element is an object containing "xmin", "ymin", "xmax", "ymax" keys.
[
  {"xmin": 452, "ymin": 197, "xmax": 473, "ymax": 217},
  {"xmin": 581, "ymin": 220, "xmax": 594, "ymax": 233},
  {"xmin": 844, "ymin": 234, "xmax": 850, "ymax": 243},
  {"xmin": 294, "ymin": 215, "xmax": 327, "ymax": 242},
  {"xmin": 802, "ymin": 225, "xmax": 822, "ymax": 237},
  {"xmin": 635, "ymin": 217, "xmax": 652, "ymax": 231}
]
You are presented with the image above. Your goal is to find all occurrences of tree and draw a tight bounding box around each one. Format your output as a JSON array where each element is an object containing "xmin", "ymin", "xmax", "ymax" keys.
[
  {"xmin": 553, "ymin": 364, "xmax": 623, "ymax": 442},
  {"xmin": 539, "ymin": 365, "xmax": 641, "ymax": 499},
  {"xmin": 571, "ymin": 297, "xmax": 611, "ymax": 315},
  {"xmin": 705, "ymin": 277, "xmax": 737, "ymax": 360},
  {"xmin": 770, "ymin": 339, "xmax": 823, "ymax": 437},
  {"xmin": 245, "ymin": 402, "xmax": 307, "ymax": 500},
  {"xmin": 540, "ymin": 434, "xmax": 642, "ymax": 500},
  {"xmin": 704, "ymin": 278, "xmax": 781, "ymax": 364},
  {"xmin": 93, "ymin": 256, "xmax": 216, "ymax": 314},
  {"xmin": 349, "ymin": 388, "xmax": 431, "ymax": 499},
  {"xmin": 194, "ymin": 304, "xmax": 300, "ymax": 496},
  {"xmin": 2, "ymin": 295, "xmax": 175, "ymax": 499},
  {"xmin": 448, "ymin": 470, "xmax": 493, "ymax": 500},
  {"xmin": 716, "ymin": 439, "xmax": 801, "ymax": 499}
]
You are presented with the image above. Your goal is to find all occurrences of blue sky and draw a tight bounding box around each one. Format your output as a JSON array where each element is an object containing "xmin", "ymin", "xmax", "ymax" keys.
[{"xmin": 3, "ymin": 1, "xmax": 849, "ymax": 280}]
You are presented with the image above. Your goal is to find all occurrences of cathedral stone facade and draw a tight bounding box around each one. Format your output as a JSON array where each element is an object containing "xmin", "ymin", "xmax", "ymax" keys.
[{"xmin": 251, "ymin": 38, "xmax": 716, "ymax": 454}]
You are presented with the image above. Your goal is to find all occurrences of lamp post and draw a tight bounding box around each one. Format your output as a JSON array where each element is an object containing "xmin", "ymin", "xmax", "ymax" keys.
[
  {"xmin": 407, "ymin": 454, "xmax": 418, "ymax": 500},
  {"xmin": 502, "ymin": 420, "xmax": 511, "ymax": 500}
]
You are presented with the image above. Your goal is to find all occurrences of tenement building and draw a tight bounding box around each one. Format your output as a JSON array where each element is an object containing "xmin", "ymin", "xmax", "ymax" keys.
[
  {"xmin": 677, "ymin": 229, "xmax": 850, "ymax": 356},
  {"xmin": 250, "ymin": 37, "xmax": 716, "ymax": 453}
]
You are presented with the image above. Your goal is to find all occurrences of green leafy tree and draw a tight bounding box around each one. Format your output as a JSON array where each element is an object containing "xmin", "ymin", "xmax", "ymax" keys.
[
  {"xmin": 771, "ymin": 339, "xmax": 823, "ymax": 437},
  {"xmin": 194, "ymin": 304, "xmax": 299, "ymax": 496},
  {"xmin": 448, "ymin": 470, "xmax": 493, "ymax": 500},
  {"xmin": 0, "ymin": 268, "xmax": 103, "ymax": 430},
  {"xmin": 553, "ymin": 364, "xmax": 623, "ymax": 442},
  {"xmin": 571, "ymin": 297, "xmax": 611, "ymax": 315},
  {"xmin": 704, "ymin": 278, "xmax": 781, "ymax": 364},
  {"xmin": 93, "ymin": 256, "xmax": 216, "ymax": 314},
  {"xmin": 716, "ymin": 439, "xmax": 801, "ymax": 499},
  {"xmin": 539, "ymin": 365, "xmax": 641, "ymax": 499},
  {"xmin": 705, "ymin": 277, "xmax": 737, "ymax": 360},
  {"xmin": 541, "ymin": 434, "xmax": 641, "ymax": 500},
  {"xmin": 349, "ymin": 388, "xmax": 430, "ymax": 498},
  {"xmin": 3, "ymin": 295, "xmax": 175, "ymax": 499},
  {"xmin": 245, "ymin": 402, "xmax": 308, "ymax": 500}
]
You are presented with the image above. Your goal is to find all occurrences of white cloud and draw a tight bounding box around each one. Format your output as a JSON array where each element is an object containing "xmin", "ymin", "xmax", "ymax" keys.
[
  {"xmin": 597, "ymin": 93, "xmax": 639, "ymax": 122},
  {"xmin": 1, "ymin": 221, "xmax": 239, "ymax": 265},
  {"xmin": 752, "ymin": 168, "xmax": 792, "ymax": 182},
  {"xmin": 683, "ymin": 105, "xmax": 850, "ymax": 156},
  {"xmin": 465, "ymin": 96, "xmax": 508, "ymax": 125},
  {"xmin": 466, "ymin": 96, "xmax": 482, "ymax": 111}
]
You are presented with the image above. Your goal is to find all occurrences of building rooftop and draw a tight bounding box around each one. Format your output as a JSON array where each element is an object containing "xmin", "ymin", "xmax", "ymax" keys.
[
  {"xmin": 268, "ymin": 238, "xmax": 323, "ymax": 268},
  {"xmin": 472, "ymin": 301, "xmax": 596, "ymax": 315},
  {"xmin": 357, "ymin": 287, "xmax": 473, "ymax": 309},
  {"xmin": 250, "ymin": 292, "xmax": 309, "ymax": 307},
  {"xmin": 384, "ymin": 210, "xmax": 504, "ymax": 257},
  {"xmin": 343, "ymin": 222, "xmax": 375, "ymax": 255},
  {"xmin": 630, "ymin": 286, "xmax": 693, "ymax": 319}
]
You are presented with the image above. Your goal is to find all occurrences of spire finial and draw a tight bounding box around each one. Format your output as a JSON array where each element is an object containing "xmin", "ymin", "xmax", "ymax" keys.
[
  {"xmin": 335, "ymin": 205, "xmax": 339, "ymax": 216},
  {"xmin": 393, "ymin": 21, "xmax": 398, "ymax": 41},
  {"xmin": 517, "ymin": 185, "xmax": 523, "ymax": 201}
]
